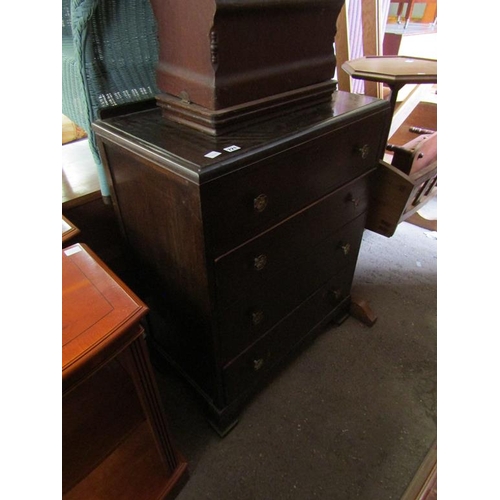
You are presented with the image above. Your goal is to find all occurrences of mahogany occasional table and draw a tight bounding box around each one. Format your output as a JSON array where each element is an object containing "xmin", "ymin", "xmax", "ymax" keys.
[
  {"xmin": 62, "ymin": 243, "xmax": 188, "ymax": 499},
  {"xmin": 342, "ymin": 55, "xmax": 437, "ymax": 115},
  {"xmin": 342, "ymin": 55, "xmax": 437, "ymax": 140}
]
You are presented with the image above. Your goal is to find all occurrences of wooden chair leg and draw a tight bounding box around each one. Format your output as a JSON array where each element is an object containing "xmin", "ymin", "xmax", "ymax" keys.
[{"xmin": 406, "ymin": 211, "xmax": 437, "ymax": 231}]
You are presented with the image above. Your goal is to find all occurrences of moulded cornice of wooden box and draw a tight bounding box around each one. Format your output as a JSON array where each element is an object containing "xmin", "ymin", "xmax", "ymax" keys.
[{"xmin": 151, "ymin": 0, "xmax": 345, "ymax": 134}]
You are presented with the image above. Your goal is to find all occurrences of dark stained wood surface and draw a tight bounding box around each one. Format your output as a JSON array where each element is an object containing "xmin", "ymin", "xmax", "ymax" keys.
[
  {"xmin": 217, "ymin": 215, "xmax": 366, "ymax": 364},
  {"xmin": 150, "ymin": 0, "xmax": 345, "ymax": 111},
  {"xmin": 93, "ymin": 91, "xmax": 392, "ymax": 433},
  {"xmin": 93, "ymin": 91, "xmax": 389, "ymax": 183},
  {"xmin": 200, "ymin": 108, "xmax": 386, "ymax": 256}
]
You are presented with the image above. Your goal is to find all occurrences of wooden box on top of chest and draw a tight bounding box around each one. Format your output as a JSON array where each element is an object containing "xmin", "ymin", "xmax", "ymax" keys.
[
  {"xmin": 150, "ymin": 0, "xmax": 346, "ymax": 135},
  {"xmin": 93, "ymin": 90, "xmax": 391, "ymax": 434}
]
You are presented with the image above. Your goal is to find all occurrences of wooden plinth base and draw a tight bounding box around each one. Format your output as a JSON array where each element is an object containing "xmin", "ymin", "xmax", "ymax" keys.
[{"xmin": 155, "ymin": 81, "xmax": 336, "ymax": 135}]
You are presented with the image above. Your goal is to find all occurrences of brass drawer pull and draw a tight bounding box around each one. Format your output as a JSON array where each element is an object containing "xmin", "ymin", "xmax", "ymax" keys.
[
  {"xmin": 253, "ymin": 358, "xmax": 264, "ymax": 371},
  {"xmin": 355, "ymin": 144, "xmax": 370, "ymax": 159},
  {"xmin": 325, "ymin": 288, "xmax": 342, "ymax": 304},
  {"xmin": 340, "ymin": 242, "xmax": 351, "ymax": 256},
  {"xmin": 253, "ymin": 254, "xmax": 267, "ymax": 271},
  {"xmin": 251, "ymin": 310, "xmax": 265, "ymax": 326},
  {"xmin": 253, "ymin": 194, "xmax": 268, "ymax": 213},
  {"xmin": 347, "ymin": 194, "xmax": 360, "ymax": 207}
]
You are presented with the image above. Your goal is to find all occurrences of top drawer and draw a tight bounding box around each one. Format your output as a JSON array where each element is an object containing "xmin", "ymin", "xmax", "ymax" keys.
[{"xmin": 201, "ymin": 109, "xmax": 387, "ymax": 256}]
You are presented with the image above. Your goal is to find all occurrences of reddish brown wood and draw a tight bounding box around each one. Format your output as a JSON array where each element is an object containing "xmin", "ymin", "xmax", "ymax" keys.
[
  {"xmin": 349, "ymin": 296, "xmax": 378, "ymax": 327},
  {"xmin": 62, "ymin": 243, "xmax": 148, "ymax": 392},
  {"xmin": 62, "ymin": 243, "xmax": 188, "ymax": 499},
  {"xmin": 387, "ymin": 131, "xmax": 437, "ymax": 176},
  {"xmin": 150, "ymin": 0, "xmax": 345, "ymax": 133}
]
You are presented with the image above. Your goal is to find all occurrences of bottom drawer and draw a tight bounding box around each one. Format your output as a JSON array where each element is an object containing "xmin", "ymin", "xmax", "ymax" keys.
[{"xmin": 222, "ymin": 263, "xmax": 356, "ymax": 403}]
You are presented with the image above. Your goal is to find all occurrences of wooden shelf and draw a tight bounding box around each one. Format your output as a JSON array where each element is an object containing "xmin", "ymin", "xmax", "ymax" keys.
[{"xmin": 64, "ymin": 420, "xmax": 186, "ymax": 500}]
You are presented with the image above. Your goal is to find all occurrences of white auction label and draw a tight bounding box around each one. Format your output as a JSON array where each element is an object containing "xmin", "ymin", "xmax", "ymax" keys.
[{"xmin": 204, "ymin": 151, "xmax": 222, "ymax": 159}]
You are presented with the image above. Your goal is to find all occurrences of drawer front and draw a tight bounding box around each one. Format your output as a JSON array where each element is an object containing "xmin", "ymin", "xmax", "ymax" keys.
[
  {"xmin": 222, "ymin": 264, "xmax": 355, "ymax": 403},
  {"xmin": 216, "ymin": 213, "xmax": 366, "ymax": 363},
  {"xmin": 202, "ymin": 109, "xmax": 386, "ymax": 256},
  {"xmin": 214, "ymin": 174, "xmax": 371, "ymax": 308}
]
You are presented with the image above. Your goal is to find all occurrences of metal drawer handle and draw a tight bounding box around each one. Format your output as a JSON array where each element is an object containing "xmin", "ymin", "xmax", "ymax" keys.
[
  {"xmin": 341, "ymin": 242, "xmax": 351, "ymax": 256},
  {"xmin": 324, "ymin": 288, "xmax": 343, "ymax": 305},
  {"xmin": 253, "ymin": 358, "xmax": 264, "ymax": 371},
  {"xmin": 253, "ymin": 194, "xmax": 268, "ymax": 213},
  {"xmin": 251, "ymin": 310, "xmax": 265, "ymax": 326},
  {"xmin": 253, "ymin": 254, "xmax": 267, "ymax": 271},
  {"xmin": 347, "ymin": 193, "xmax": 360, "ymax": 207},
  {"xmin": 355, "ymin": 144, "xmax": 370, "ymax": 159}
]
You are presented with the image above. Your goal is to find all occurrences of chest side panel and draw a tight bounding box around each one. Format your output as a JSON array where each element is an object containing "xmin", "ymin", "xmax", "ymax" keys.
[{"xmin": 100, "ymin": 142, "xmax": 219, "ymax": 400}]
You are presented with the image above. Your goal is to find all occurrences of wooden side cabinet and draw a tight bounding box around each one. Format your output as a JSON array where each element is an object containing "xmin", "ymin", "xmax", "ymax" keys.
[{"xmin": 62, "ymin": 243, "xmax": 188, "ymax": 499}]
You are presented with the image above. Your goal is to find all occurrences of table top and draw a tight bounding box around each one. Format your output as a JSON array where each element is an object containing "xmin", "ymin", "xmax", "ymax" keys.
[
  {"xmin": 342, "ymin": 56, "xmax": 437, "ymax": 86},
  {"xmin": 62, "ymin": 243, "xmax": 148, "ymax": 393}
]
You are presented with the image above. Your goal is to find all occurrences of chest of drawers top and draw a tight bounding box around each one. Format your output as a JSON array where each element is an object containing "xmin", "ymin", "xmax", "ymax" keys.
[{"xmin": 93, "ymin": 91, "xmax": 390, "ymax": 185}]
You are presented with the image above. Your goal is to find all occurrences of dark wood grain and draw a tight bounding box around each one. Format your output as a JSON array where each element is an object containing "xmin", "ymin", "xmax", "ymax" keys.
[
  {"xmin": 217, "ymin": 215, "xmax": 367, "ymax": 364},
  {"xmin": 213, "ymin": 174, "xmax": 371, "ymax": 307},
  {"xmin": 93, "ymin": 91, "xmax": 392, "ymax": 432},
  {"xmin": 150, "ymin": 0, "xmax": 345, "ymax": 112},
  {"xmin": 222, "ymin": 264, "xmax": 357, "ymax": 402}
]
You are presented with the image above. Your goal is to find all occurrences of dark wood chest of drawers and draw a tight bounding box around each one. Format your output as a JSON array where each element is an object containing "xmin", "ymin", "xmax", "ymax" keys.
[{"xmin": 94, "ymin": 90, "xmax": 391, "ymax": 434}]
